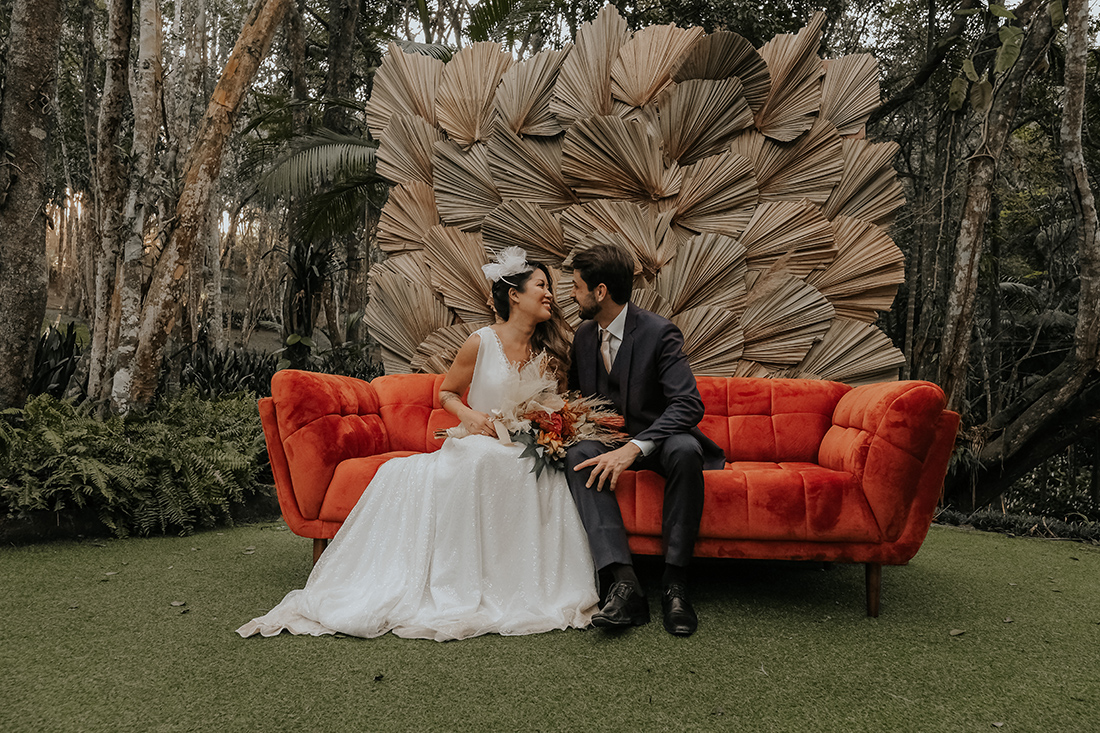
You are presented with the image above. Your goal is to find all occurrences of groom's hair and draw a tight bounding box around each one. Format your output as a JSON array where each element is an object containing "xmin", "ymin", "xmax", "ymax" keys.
[{"xmin": 572, "ymin": 243, "xmax": 634, "ymax": 304}]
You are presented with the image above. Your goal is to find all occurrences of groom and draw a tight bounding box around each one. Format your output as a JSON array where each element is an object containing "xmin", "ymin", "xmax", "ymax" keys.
[{"xmin": 566, "ymin": 243, "xmax": 725, "ymax": 636}]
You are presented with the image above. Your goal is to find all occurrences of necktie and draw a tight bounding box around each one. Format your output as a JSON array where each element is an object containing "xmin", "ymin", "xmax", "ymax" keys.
[{"xmin": 600, "ymin": 328, "xmax": 613, "ymax": 373}]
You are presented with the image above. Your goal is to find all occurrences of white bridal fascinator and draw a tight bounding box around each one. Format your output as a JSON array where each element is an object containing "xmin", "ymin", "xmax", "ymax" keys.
[{"xmin": 482, "ymin": 246, "xmax": 529, "ymax": 283}]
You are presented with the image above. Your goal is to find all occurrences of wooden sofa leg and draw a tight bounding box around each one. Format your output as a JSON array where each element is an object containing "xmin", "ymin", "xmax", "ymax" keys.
[
  {"xmin": 865, "ymin": 563, "xmax": 881, "ymax": 617},
  {"xmin": 313, "ymin": 539, "xmax": 329, "ymax": 565}
]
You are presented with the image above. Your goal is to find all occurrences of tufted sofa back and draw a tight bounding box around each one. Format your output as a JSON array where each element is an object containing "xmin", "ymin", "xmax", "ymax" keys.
[
  {"xmin": 372, "ymin": 374, "xmax": 461, "ymax": 452},
  {"xmin": 695, "ymin": 377, "xmax": 852, "ymax": 463},
  {"xmin": 270, "ymin": 370, "xmax": 389, "ymax": 522}
]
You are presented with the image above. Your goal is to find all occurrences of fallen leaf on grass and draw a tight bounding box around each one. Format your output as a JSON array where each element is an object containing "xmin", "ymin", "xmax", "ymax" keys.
[
  {"xmin": 69, "ymin": 604, "xmax": 79, "ymax": 610},
  {"xmin": 1003, "ymin": 617, "xmax": 1013, "ymax": 623},
  {"xmin": 949, "ymin": 629, "xmax": 966, "ymax": 636},
  {"xmin": 243, "ymin": 546, "xmax": 256, "ymax": 555},
  {"xmin": 179, "ymin": 608, "xmax": 190, "ymax": 615},
  {"xmin": 105, "ymin": 572, "xmax": 118, "ymax": 576},
  {"xmin": 92, "ymin": 542, "xmax": 106, "ymax": 548},
  {"xmin": 759, "ymin": 664, "xmax": 768, "ymax": 676},
  {"xmin": 171, "ymin": 601, "xmax": 187, "ymax": 607},
  {"xmin": 992, "ymin": 723, "xmax": 1004, "ymax": 728},
  {"xmin": 374, "ymin": 674, "xmax": 384, "ymax": 682}
]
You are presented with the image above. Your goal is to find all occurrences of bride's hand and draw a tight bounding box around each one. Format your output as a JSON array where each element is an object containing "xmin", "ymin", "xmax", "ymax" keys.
[{"xmin": 461, "ymin": 411, "xmax": 497, "ymax": 437}]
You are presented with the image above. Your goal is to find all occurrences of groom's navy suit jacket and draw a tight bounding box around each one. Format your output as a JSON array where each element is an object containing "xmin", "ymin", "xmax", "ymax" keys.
[{"xmin": 568, "ymin": 302, "xmax": 725, "ymax": 470}]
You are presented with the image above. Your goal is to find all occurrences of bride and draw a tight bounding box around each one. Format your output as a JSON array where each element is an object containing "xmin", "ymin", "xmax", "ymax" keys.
[{"xmin": 238, "ymin": 248, "xmax": 599, "ymax": 640}]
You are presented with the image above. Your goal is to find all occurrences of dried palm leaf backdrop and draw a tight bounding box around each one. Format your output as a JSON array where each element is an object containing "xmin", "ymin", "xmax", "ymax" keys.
[{"xmin": 365, "ymin": 5, "xmax": 906, "ymax": 385}]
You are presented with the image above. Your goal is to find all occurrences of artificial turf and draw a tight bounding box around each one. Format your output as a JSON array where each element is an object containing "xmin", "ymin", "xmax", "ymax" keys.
[{"xmin": 2, "ymin": 522, "xmax": 1097, "ymax": 732}]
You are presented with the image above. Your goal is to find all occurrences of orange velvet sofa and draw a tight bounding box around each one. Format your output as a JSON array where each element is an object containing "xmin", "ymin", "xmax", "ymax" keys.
[{"xmin": 259, "ymin": 370, "xmax": 959, "ymax": 617}]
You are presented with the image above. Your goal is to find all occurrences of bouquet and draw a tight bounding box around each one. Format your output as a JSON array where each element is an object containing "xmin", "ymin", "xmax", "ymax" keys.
[{"xmin": 436, "ymin": 354, "xmax": 627, "ymax": 477}]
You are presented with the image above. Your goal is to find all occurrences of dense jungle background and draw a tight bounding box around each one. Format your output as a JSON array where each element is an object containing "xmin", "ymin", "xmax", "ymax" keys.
[{"xmin": 0, "ymin": 0, "xmax": 1097, "ymax": 538}]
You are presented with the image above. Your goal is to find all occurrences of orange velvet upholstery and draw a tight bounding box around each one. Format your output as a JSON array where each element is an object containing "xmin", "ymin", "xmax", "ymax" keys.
[{"xmin": 259, "ymin": 370, "xmax": 959, "ymax": 570}]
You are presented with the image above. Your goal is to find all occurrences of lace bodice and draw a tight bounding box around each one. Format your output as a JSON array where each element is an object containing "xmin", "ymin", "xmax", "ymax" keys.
[{"xmin": 467, "ymin": 326, "xmax": 516, "ymax": 413}]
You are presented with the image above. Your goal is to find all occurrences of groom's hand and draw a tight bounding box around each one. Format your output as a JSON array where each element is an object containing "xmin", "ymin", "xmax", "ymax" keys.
[{"xmin": 575, "ymin": 443, "xmax": 642, "ymax": 492}]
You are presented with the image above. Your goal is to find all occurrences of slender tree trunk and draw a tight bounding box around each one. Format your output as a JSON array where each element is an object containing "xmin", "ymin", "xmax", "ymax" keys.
[
  {"xmin": 937, "ymin": 6, "xmax": 1057, "ymax": 409},
  {"xmin": 944, "ymin": 0, "xmax": 1100, "ymax": 508},
  {"xmin": 87, "ymin": 0, "xmax": 135, "ymax": 404},
  {"xmin": 111, "ymin": 0, "xmax": 163, "ymax": 412},
  {"xmin": 128, "ymin": 0, "xmax": 292, "ymax": 408},
  {"xmin": 0, "ymin": 0, "xmax": 63, "ymax": 409}
]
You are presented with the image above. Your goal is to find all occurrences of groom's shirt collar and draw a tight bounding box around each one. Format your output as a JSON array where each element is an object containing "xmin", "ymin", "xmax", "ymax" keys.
[{"xmin": 603, "ymin": 303, "xmax": 628, "ymax": 343}]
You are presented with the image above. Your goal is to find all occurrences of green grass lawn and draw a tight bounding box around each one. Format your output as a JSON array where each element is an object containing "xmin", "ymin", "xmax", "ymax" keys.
[{"xmin": 2, "ymin": 522, "xmax": 1097, "ymax": 732}]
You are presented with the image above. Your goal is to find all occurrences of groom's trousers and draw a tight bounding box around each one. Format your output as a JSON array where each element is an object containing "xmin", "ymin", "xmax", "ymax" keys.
[{"xmin": 565, "ymin": 434, "xmax": 705, "ymax": 570}]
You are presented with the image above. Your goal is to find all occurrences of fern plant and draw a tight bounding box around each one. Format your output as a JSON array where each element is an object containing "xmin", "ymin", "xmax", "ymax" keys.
[{"xmin": 0, "ymin": 391, "xmax": 267, "ymax": 538}]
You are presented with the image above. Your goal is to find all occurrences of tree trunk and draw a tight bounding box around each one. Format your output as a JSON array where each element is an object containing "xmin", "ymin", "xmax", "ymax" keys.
[
  {"xmin": 0, "ymin": 0, "xmax": 63, "ymax": 409},
  {"xmin": 128, "ymin": 0, "xmax": 292, "ymax": 408},
  {"xmin": 87, "ymin": 0, "xmax": 135, "ymax": 404},
  {"xmin": 111, "ymin": 0, "xmax": 163, "ymax": 413},
  {"xmin": 937, "ymin": 5, "xmax": 1057, "ymax": 410},
  {"xmin": 943, "ymin": 0, "xmax": 1100, "ymax": 509}
]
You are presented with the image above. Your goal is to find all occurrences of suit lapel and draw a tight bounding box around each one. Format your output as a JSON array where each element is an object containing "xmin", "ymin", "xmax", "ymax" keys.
[
  {"xmin": 580, "ymin": 324, "xmax": 598, "ymax": 394},
  {"xmin": 615, "ymin": 303, "xmax": 639, "ymax": 417}
]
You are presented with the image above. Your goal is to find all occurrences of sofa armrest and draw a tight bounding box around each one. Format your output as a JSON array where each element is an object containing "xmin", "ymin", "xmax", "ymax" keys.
[
  {"xmin": 818, "ymin": 380, "xmax": 949, "ymax": 541},
  {"xmin": 270, "ymin": 369, "xmax": 390, "ymax": 522}
]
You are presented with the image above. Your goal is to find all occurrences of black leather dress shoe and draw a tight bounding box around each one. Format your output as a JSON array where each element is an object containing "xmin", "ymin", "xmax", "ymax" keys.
[
  {"xmin": 661, "ymin": 583, "xmax": 698, "ymax": 636},
  {"xmin": 592, "ymin": 581, "xmax": 650, "ymax": 628}
]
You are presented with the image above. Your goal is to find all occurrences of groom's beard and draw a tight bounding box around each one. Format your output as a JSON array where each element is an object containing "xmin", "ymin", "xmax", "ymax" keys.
[{"xmin": 576, "ymin": 296, "xmax": 599, "ymax": 321}]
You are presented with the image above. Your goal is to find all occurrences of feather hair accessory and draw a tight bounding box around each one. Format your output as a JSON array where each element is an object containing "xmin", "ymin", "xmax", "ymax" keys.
[{"xmin": 481, "ymin": 245, "xmax": 530, "ymax": 283}]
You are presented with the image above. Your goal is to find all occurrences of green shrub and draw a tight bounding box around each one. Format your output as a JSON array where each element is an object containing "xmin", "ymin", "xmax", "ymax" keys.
[{"xmin": 0, "ymin": 391, "xmax": 267, "ymax": 538}]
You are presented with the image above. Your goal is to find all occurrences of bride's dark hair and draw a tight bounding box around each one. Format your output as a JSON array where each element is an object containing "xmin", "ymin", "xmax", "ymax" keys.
[{"xmin": 490, "ymin": 261, "xmax": 572, "ymax": 385}]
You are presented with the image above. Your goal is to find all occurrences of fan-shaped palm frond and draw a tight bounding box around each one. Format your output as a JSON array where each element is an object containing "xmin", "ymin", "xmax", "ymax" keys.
[
  {"xmin": 741, "ymin": 273, "xmax": 834, "ymax": 367},
  {"xmin": 629, "ymin": 286, "xmax": 674, "ymax": 318},
  {"xmin": 806, "ymin": 216, "xmax": 904, "ymax": 321},
  {"xmin": 738, "ymin": 201, "xmax": 836, "ymax": 278},
  {"xmin": 731, "ymin": 119, "xmax": 843, "ymax": 204},
  {"xmin": 378, "ymin": 180, "xmax": 438, "ymax": 253},
  {"xmin": 562, "ymin": 200, "xmax": 676, "ymax": 279},
  {"xmin": 655, "ymin": 232, "xmax": 747, "ymax": 315},
  {"xmin": 376, "ymin": 114, "xmax": 442, "ymax": 186},
  {"xmin": 495, "ymin": 46, "xmax": 570, "ymax": 137},
  {"xmin": 672, "ymin": 150, "xmax": 758, "ymax": 238},
  {"xmin": 487, "ymin": 129, "xmax": 578, "ymax": 211},
  {"xmin": 422, "ymin": 225, "xmax": 495, "ymax": 324},
  {"xmin": 551, "ymin": 4, "xmax": 629, "ymax": 127},
  {"xmin": 820, "ymin": 54, "xmax": 880, "ymax": 135},
  {"xmin": 433, "ymin": 140, "xmax": 501, "ymax": 230},
  {"xmin": 734, "ymin": 360, "xmax": 772, "ymax": 378},
  {"xmin": 365, "ymin": 42, "xmax": 444, "ymax": 137},
  {"xmin": 411, "ymin": 323, "xmax": 481, "ymax": 373},
  {"xmin": 672, "ymin": 306, "xmax": 744, "ymax": 376},
  {"xmin": 562, "ymin": 115, "xmax": 682, "ymax": 201},
  {"xmin": 670, "ymin": 31, "xmax": 771, "ymax": 113},
  {"xmin": 364, "ymin": 254, "xmax": 454, "ymax": 373},
  {"xmin": 754, "ymin": 13, "xmax": 826, "ymax": 141},
  {"xmin": 435, "ymin": 42, "xmax": 514, "ymax": 149},
  {"xmin": 822, "ymin": 138, "xmax": 906, "ymax": 226},
  {"xmin": 610, "ymin": 24, "xmax": 704, "ymax": 108},
  {"xmin": 481, "ymin": 200, "xmax": 567, "ymax": 265},
  {"xmin": 782, "ymin": 318, "xmax": 903, "ymax": 385},
  {"xmin": 658, "ymin": 78, "xmax": 754, "ymax": 165}
]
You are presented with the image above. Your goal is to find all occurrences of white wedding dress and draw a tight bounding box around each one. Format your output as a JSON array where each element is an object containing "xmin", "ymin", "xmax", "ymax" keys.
[{"xmin": 237, "ymin": 326, "xmax": 598, "ymax": 641}]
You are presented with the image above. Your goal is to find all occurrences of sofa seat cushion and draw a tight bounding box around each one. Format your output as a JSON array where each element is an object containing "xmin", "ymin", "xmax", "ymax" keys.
[
  {"xmin": 318, "ymin": 451, "xmax": 420, "ymax": 521},
  {"xmin": 616, "ymin": 462, "xmax": 882, "ymax": 544}
]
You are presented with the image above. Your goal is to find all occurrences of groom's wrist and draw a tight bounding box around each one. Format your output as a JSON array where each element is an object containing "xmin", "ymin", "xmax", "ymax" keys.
[{"xmin": 629, "ymin": 439, "xmax": 655, "ymax": 457}]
